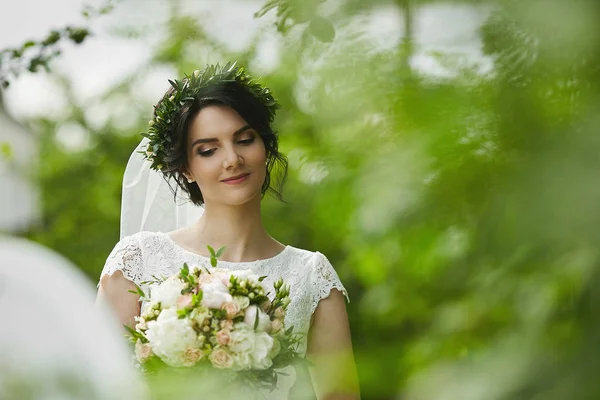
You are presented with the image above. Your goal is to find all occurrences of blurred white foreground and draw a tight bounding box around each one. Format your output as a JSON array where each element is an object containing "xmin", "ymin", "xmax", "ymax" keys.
[{"xmin": 0, "ymin": 235, "xmax": 145, "ymax": 399}]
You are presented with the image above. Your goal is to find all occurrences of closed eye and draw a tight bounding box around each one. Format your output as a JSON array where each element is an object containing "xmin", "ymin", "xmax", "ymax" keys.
[
  {"xmin": 238, "ymin": 137, "xmax": 255, "ymax": 145},
  {"xmin": 198, "ymin": 148, "xmax": 216, "ymax": 157}
]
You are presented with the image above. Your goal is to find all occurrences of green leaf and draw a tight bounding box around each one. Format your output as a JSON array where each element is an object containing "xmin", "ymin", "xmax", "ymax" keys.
[
  {"xmin": 42, "ymin": 30, "xmax": 61, "ymax": 46},
  {"xmin": 124, "ymin": 325, "xmax": 137, "ymax": 336},
  {"xmin": 207, "ymin": 245, "xmax": 216, "ymax": 256},
  {"xmin": 254, "ymin": 308, "xmax": 260, "ymax": 331},
  {"xmin": 181, "ymin": 263, "xmax": 189, "ymax": 277},
  {"xmin": 128, "ymin": 285, "xmax": 145, "ymax": 298},
  {"xmin": 193, "ymin": 291, "xmax": 203, "ymax": 304},
  {"xmin": 258, "ymin": 275, "xmax": 267, "ymax": 282},
  {"xmin": 216, "ymin": 246, "xmax": 226, "ymax": 258}
]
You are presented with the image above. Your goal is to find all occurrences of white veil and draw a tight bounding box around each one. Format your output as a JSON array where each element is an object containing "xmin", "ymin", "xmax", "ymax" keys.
[{"xmin": 120, "ymin": 138, "xmax": 204, "ymax": 239}]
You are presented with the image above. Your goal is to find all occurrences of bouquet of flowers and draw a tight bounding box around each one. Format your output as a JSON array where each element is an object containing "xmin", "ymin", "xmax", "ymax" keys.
[{"xmin": 126, "ymin": 246, "xmax": 303, "ymax": 390}]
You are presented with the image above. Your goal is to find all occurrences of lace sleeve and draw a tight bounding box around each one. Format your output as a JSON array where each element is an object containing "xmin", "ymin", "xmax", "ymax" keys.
[
  {"xmin": 98, "ymin": 234, "xmax": 144, "ymax": 287},
  {"xmin": 310, "ymin": 252, "xmax": 350, "ymax": 316}
]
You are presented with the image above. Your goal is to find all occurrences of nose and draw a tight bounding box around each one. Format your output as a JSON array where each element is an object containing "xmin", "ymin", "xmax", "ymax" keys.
[{"xmin": 222, "ymin": 146, "xmax": 243, "ymax": 169}]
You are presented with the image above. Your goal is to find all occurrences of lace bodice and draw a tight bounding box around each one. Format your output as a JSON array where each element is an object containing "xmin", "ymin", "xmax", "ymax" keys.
[{"xmin": 99, "ymin": 231, "xmax": 349, "ymax": 358}]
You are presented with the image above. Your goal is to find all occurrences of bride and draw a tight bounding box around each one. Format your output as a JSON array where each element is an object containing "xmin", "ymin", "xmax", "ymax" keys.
[{"xmin": 96, "ymin": 63, "xmax": 360, "ymax": 399}]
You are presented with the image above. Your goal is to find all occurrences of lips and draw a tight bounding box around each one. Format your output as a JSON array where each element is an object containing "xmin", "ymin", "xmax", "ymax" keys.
[{"xmin": 221, "ymin": 173, "xmax": 250, "ymax": 182}]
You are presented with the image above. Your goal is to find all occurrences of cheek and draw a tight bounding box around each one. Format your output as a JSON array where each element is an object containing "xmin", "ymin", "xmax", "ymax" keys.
[
  {"xmin": 249, "ymin": 143, "xmax": 267, "ymax": 165},
  {"xmin": 187, "ymin": 158, "xmax": 217, "ymax": 184}
]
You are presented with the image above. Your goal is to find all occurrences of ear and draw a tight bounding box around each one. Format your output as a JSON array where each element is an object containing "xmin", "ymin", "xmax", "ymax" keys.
[{"xmin": 181, "ymin": 168, "xmax": 195, "ymax": 184}]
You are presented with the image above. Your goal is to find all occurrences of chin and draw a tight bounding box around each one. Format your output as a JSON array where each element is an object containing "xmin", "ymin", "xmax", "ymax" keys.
[{"xmin": 214, "ymin": 188, "xmax": 263, "ymax": 207}]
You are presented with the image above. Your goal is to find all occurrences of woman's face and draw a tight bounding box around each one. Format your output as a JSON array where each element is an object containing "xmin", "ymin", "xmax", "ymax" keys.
[{"xmin": 184, "ymin": 104, "xmax": 267, "ymax": 206}]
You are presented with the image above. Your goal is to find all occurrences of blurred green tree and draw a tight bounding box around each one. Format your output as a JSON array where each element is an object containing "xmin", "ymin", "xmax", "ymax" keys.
[{"xmin": 5, "ymin": 0, "xmax": 600, "ymax": 398}]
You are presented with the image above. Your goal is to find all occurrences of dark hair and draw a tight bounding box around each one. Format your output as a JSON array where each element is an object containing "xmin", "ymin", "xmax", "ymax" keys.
[{"xmin": 156, "ymin": 80, "xmax": 288, "ymax": 206}]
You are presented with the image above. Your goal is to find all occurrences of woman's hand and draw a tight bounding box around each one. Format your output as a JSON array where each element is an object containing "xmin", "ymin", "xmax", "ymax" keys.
[{"xmin": 307, "ymin": 289, "xmax": 361, "ymax": 400}]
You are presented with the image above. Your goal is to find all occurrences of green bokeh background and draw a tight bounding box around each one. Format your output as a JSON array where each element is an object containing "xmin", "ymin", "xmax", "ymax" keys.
[{"xmin": 3, "ymin": 0, "xmax": 600, "ymax": 398}]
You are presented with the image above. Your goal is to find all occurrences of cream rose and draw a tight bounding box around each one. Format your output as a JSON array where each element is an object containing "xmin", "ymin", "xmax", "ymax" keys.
[
  {"xmin": 221, "ymin": 302, "xmax": 240, "ymax": 319},
  {"xmin": 182, "ymin": 347, "xmax": 204, "ymax": 367},
  {"xmin": 135, "ymin": 340, "xmax": 153, "ymax": 362},
  {"xmin": 220, "ymin": 320, "xmax": 234, "ymax": 331},
  {"xmin": 216, "ymin": 329, "xmax": 231, "ymax": 346},
  {"xmin": 209, "ymin": 347, "xmax": 234, "ymax": 369},
  {"xmin": 176, "ymin": 294, "xmax": 193, "ymax": 309}
]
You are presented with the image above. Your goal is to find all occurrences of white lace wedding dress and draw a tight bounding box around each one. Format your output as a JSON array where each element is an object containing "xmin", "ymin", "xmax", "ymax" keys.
[{"xmin": 99, "ymin": 231, "xmax": 348, "ymax": 399}]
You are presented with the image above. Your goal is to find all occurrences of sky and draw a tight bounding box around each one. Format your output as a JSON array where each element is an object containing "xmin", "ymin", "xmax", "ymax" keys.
[{"xmin": 0, "ymin": 0, "xmax": 492, "ymax": 121}]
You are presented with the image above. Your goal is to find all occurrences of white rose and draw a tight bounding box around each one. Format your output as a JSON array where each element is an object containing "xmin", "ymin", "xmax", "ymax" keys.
[
  {"xmin": 231, "ymin": 269, "xmax": 259, "ymax": 282},
  {"xmin": 144, "ymin": 308, "xmax": 197, "ymax": 367},
  {"xmin": 150, "ymin": 277, "xmax": 186, "ymax": 309},
  {"xmin": 232, "ymin": 296, "xmax": 250, "ymax": 310},
  {"xmin": 228, "ymin": 327, "xmax": 255, "ymax": 354},
  {"xmin": 251, "ymin": 332, "xmax": 274, "ymax": 370},
  {"xmin": 231, "ymin": 351, "xmax": 252, "ymax": 371},
  {"xmin": 243, "ymin": 305, "xmax": 271, "ymax": 332},
  {"xmin": 201, "ymin": 281, "xmax": 233, "ymax": 309}
]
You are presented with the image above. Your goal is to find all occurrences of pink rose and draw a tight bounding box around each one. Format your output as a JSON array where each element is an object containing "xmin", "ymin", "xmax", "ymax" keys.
[
  {"xmin": 176, "ymin": 294, "xmax": 193, "ymax": 309},
  {"xmin": 274, "ymin": 307, "xmax": 285, "ymax": 319},
  {"xmin": 216, "ymin": 329, "xmax": 231, "ymax": 346},
  {"xmin": 183, "ymin": 347, "xmax": 204, "ymax": 367},
  {"xmin": 209, "ymin": 348, "xmax": 234, "ymax": 369},
  {"xmin": 221, "ymin": 302, "xmax": 240, "ymax": 319},
  {"xmin": 271, "ymin": 319, "xmax": 283, "ymax": 333},
  {"xmin": 135, "ymin": 340, "xmax": 153, "ymax": 362},
  {"xmin": 220, "ymin": 320, "xmax": 233, "ymax": 331}
]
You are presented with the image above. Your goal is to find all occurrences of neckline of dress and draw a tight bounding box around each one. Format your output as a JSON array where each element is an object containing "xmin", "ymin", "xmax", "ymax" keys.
[{"xmin": 158, "ymin": 231, "xmax": 290, "ymax": 265}]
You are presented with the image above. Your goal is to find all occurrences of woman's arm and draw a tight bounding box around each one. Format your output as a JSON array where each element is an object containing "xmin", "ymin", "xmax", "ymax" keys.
[
  {"xmin": 96, "ymin": 270, "xmax": 141, "ymax": 329},
  {"xmin": 307, "ymin": 288, "xmax": 360, "ymax": 400}
]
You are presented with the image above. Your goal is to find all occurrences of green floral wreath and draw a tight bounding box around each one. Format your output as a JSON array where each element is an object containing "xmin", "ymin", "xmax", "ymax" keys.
[{"xmin": 141, "ymin": 62, "xmax": 280, "ymax": 171}]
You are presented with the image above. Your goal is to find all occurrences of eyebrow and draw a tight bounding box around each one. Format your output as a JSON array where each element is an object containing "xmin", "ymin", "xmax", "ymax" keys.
[{"xmin": 191, "ymin": 124, "xmax": 252, "ymax": 148}]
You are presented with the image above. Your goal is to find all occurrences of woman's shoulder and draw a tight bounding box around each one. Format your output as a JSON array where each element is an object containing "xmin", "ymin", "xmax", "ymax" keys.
[
  {"xmin": 116, "ymin": 231, "xmax": 169, "ymax": 249},
  {"xmin": 282, "ymin": 245, "xmax": 330, "ymax": 267}
]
